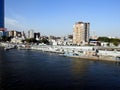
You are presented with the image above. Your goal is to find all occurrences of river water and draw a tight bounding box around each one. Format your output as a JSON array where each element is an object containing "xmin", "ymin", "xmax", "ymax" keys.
[{"xmin": 0, "ymin": 48, "xmax": 120, "ymax": 90}]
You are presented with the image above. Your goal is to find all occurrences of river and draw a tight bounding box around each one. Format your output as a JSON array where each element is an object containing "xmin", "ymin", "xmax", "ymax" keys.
[{"xmin": 0, "ymin": 48, "xmax": 120, "ymax": 90}]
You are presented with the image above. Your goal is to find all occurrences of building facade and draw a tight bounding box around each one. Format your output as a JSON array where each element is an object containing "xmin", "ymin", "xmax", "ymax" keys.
[
  {"xmin": 34, "ymin": 32, "xmax": 40, "ymax": 39},
  {"xmin": 0, "ymin": 0, "xmax": 4, "ymax": 28},
  {"xmin": 73, "ymin": 22, "xmax": 90, "ymax": 45},
  {"xmin": 8, "ymin": 30, "xmax": 22, "ymax": 37},
  {"xmin": 28, "ymin": 30, "xmax": 34, "ymax": 38}
]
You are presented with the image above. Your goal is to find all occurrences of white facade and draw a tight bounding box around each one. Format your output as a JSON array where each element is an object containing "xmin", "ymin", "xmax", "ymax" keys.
[
  {"xmin": 11, "ymin": 37, "xmax": 23, "ymax": 44},
  {"xmin": 28, "ymin": 30, "xmax": 34, "ymax": 38}
]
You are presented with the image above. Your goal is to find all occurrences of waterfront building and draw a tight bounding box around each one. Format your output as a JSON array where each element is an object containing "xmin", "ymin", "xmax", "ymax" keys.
[
  {"xmin": 50, "ymin": 39, "xmax": 58, "ymax": 45},
  {"xmin": 34, "ymin": 32, "xmax": 40, "ymax": 39},
  {"xmin": 28, "ymin": 30, "xmax": 34, "ymax": 38},
  {"xmin": 49, "ymin": 36, "xmax": 54, "ymax": 39},
  {"xmin": 73, "ymin": 21, "xmax": 90, "ymax": 45},
  {"xmin": 11, "ymin": 37, "xmax": 23, "ymax": 44},
  {"xmin": 8, "ymin": 30, "xmax": 22, "ymax": 37},
  {"xmin": 17, "ymin": 31, "xmax": 22, "ymax": 37},
  {"xmin": 8, "ymin": 30, "xmax": 15, "ymax": 37},
  {"xmin": 21, "ymin": 31, "xmax": 26, "ymax": 39}
]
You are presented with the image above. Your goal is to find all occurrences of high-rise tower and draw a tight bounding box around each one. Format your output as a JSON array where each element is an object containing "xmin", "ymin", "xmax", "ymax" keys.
[
  {"xmin": 28, "ymin": 30, "xmax": 34, "ymax": 38},
  {"xmin": 73, "ymin": 21, "xmax": 90, "ymax": 45},
  {"xmin": 0, "ymin": 0, "xmax": 6, "ymax": 37},
  {"xmin": 0, "ymin": 0, "xmax": 4, "ymax": 28}
]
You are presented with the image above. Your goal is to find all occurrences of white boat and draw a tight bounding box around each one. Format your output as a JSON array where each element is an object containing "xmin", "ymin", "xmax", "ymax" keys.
[
  {"xmin": 63, "ymin": 52, "xmax": 80, "ymax": 58},
  {"xmin": 4, "ymin": 45, "xmax": 14, "ymax": 51},
  {"xmin": 4, "ymin": 46, "xmax": 11, "ymax": 51}
]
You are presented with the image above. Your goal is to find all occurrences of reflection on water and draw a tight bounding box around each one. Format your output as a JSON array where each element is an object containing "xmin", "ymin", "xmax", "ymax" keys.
[
  {"xmin": 0, "ymin": 48, "xmax": 120, "ymax": 89},
  {"xmin": 71, "ymin": 58, "xmax": 89, "ymax": 79}
]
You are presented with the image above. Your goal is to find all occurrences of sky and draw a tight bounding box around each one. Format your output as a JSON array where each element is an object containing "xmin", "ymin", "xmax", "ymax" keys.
[{"xmin": 5, "ymin": 0, "xmax": 120, "ymax": 37}]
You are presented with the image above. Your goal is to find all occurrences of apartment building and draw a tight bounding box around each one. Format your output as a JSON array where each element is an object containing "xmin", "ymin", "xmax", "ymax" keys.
[{"xmin": 73, "ymin": 22, "xmax": 90, "ymax": 45}]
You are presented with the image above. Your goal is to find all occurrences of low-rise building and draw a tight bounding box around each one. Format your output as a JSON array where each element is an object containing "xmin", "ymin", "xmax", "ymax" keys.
[{"xmin": 11, "ymin": 37, "xmax": 23, "ymax": 44}]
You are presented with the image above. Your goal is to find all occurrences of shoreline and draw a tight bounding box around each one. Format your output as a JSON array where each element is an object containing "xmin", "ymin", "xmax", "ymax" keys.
[
  {"xmin": 63, "ymin": 54, "xmax": 120, "ymax": 62},
  {"xmin": 1, "ymin": 42, "xmax": 120, "ymax": 62}
]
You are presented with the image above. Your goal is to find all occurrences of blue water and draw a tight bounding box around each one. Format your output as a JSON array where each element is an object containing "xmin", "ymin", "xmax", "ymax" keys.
[{"xmin": 0, "ymin": 48, "xmax": 120, "ymax": 90}]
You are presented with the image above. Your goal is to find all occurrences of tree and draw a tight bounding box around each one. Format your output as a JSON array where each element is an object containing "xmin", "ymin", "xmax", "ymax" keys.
[
  {"xmin": 0, "ymin": 36, "xmax": 12, "ymax": 42},
  {"xmin": 113, "ymin": 41, "xmax": 119, "ymax": 46},
  {"xmin": 97, "ymin": 37, "xmax": 120, "ymax": 46},
  {"xmin": 25, "ymin": 38, "xmax": 38, "ymax": 43},
  {"xmin": 68, "ymin": 35, "xmax": 73, "ymax": 39},
  {"xmin": 97, "ymin": 37, "xmax": 110, "ymax": 42},
  {"xmin": 41, "ymin": 38, "xmax": 49, "ymax": 45}
]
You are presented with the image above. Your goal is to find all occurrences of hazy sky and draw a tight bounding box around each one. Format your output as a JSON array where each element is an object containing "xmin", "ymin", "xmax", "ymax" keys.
[{"xmin": 5, "ymin": 0, "xmax": 120, "ymax": 37}]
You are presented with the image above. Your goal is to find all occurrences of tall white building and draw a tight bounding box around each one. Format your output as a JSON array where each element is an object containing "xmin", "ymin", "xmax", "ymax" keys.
[
  {"xmin": 73, "ymin": 22, "xmax": 90, "ymax": 45},
  {"xmin": 28, "ymin": 30, "xmax": 34, "ymax": 38}
]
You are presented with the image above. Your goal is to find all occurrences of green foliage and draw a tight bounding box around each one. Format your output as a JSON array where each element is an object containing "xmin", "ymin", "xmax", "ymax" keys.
[
  {"xmin": 113, "ymin": 41, "xmax": 119, "ymax": 46},
  {"xmin": 97, "ymin": 37, "xmax": 120, "ymax": 46},
  {"xmin": 24, "ymin": 38, "xmax": 49, "ymax": 45},
  {"xmin": 25, "ymin": 38, "xmax": 38, "ymax": 43},
  {"xmin": 41, "ymin": 38, "xmax": 49, "ymax": 45},
  {"xmin": 97, "ymin": 37, "xmax": 110, "ymax": 42},
  {"xmin": 68, "ymin": 35, "xmax": 73, "ymax": 39},
  {"xmin": 0, "ymin": 36, "xmax": 12, "ymax": 42}
]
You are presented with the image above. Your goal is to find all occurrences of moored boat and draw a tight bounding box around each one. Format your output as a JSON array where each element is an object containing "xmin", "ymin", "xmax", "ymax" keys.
[
  {"xmin": 63, "ymin": 52, "xmax": 80, "ymax": 58},
  {"xmin": 4, "ymin": 46, "xmax": 12, "ymax": 51}
]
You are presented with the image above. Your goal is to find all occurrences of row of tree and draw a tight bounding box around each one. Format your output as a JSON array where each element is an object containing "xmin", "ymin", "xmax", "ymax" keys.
[
  {"xmin": 23, "ymin": 38, "xmax": 50, "ymax": 45},
  {"xmin": 0, "ymin": 36, "xmax": 12, "ymax": 42},
  {"xmin": 0, "ymin": 36, "xmax": 50, "ymax": 45},
  {"xmin": 97, "ymin": 37, "xmax": 120, "ymax": 46}
]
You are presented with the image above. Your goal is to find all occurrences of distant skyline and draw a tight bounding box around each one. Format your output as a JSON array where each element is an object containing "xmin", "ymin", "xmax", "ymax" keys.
[{"xmin": 5, "ymin": 0, "xmax": 120, "ymax": 37}]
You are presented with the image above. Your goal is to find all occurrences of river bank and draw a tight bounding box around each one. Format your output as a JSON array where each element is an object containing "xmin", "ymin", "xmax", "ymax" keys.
[{"xmin": 1, "ymin": 42, "xmax": 120, "ymax": 62}]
